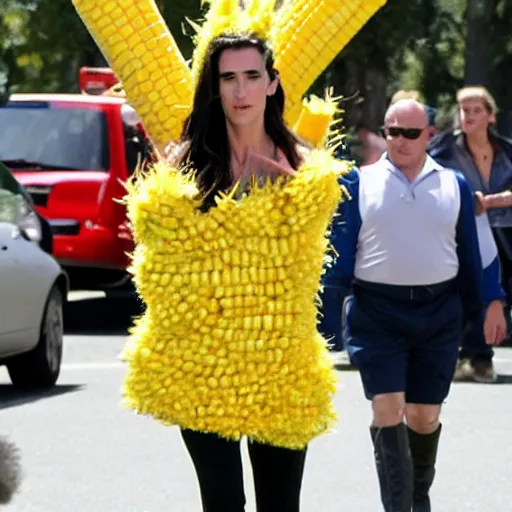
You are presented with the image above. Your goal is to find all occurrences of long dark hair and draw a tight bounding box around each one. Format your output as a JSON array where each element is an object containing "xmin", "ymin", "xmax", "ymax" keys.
[{"xmin": 179, "ymin": 34, "xmax": 302, "ymax": 199}]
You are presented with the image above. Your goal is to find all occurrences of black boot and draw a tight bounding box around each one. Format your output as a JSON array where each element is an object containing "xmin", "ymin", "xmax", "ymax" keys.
[
  {"xmin": 407, "ymin": 424, "xmax": 442, "ymax": 512},
  {"xmin": 370, "ymin": 423, "xmax": 413, "ymax": 512}
]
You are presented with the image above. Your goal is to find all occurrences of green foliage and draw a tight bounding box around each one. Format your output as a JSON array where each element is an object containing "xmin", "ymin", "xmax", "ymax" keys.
[
  {"xmin": 340, "ymin": 0, "xmax": 425, "ymax": 68},
  {"xmin": 0, "ymin": 0, "xmax": 202, "ymax": 98}
]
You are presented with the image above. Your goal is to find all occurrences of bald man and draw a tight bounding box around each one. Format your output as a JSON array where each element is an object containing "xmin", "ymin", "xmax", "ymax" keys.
[{"xmin": 326, "ymin": 100, "xmax": 494, "ymax": 511}]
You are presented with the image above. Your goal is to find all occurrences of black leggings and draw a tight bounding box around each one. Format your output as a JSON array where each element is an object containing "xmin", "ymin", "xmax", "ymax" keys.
[{"xmin": 180, "ymin": 429, "xmax": 307, "ymax": 512}]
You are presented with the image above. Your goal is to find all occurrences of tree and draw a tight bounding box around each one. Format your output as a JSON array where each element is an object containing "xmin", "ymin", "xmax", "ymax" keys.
[
  {"xmin": 0, "ymin": 0, "xmax": 203, "ymax": 97},
  {"xmin": 158, "ymin": 0, "xmax": 202, "ymax": 62},
  {"xmin": 2, "ymin": 0, "xmax": 512, "ymax": 132},
  {"xmin": 464, "ymin": 0, "xmax": 496, "ymax": 86},
  {"xmin": 312, "ymin": 0, "xmax": 426, "ymax": 131},
  {"xmin": 489, "ymin": 0, "xmax": 512, "ymax": 130}
]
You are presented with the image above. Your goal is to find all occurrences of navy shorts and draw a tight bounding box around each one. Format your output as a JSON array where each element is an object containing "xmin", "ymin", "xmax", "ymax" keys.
[{"xmin": 345, "ymin": 279, "xmax": 463, "ymax": 404}]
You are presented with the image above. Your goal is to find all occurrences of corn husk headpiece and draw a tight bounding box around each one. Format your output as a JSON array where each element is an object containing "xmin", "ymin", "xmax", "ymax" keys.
[{"xmin": 71, "ymin": 0, "xmax": 387, "ymax": 148}]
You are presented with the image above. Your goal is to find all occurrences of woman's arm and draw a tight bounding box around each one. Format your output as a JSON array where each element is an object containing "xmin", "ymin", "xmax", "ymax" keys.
[
  {"xmin": 474, "ymin": 190, "xmax": 512, "ymax": 215},
  {"xmin": 482, "ymin": 190, "xmax": 512, "ymax": 210}
]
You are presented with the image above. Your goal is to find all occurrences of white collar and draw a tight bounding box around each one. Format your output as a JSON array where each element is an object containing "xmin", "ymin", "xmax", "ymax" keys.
[{"xmin": 381, "ymin": 153, "xmax": 442, "ymax": 185}]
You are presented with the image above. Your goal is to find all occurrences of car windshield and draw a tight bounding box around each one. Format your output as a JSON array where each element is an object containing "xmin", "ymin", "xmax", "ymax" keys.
[{"xmin": 0, "ymin": 103, "xmax": 110, "ymax": 171}]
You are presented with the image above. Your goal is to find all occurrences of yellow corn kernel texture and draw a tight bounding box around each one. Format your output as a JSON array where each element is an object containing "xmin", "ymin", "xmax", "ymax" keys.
[
  {"xmin": 71, "ymin": 0, "xmax": 193, "ymax": 147},
  {"xmin": 274, "ymin": 0, "xmax": 387, "ymax": 126},
  {"xmin": 121, "ymin": 150, "xmax": 351, "ymax": 449}
]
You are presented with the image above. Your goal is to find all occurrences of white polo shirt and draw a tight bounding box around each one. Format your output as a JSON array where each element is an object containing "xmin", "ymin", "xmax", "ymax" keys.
[{"xmin": 354, "ymin": 155, "xmax": 464, "ymax": 285}]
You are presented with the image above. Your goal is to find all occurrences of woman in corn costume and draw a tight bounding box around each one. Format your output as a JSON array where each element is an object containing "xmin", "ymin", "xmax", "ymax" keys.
[{"xmin": 71, "ymin": 0, "xmax": 387, "ymax": 509}]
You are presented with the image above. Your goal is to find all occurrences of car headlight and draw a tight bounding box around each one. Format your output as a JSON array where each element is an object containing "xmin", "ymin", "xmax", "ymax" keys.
[{"xmin": 18, "ymin": 211, "xmax": 42, "ymax": 243}]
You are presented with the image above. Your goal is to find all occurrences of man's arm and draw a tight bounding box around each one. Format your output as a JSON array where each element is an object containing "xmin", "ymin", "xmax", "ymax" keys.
[
  {"xmin": 471, "ymin": 192, "xmax": 507, "ymax": 345},
  {"xmin": 323, "ymin": 171, "xmax": 361, "ymax": 289},
  {"xmin": 454, "ymin": 173, "xmax": 484, "ymax": 321},
  {"xmin": 482, "ymin": 256, "xmax": 506, "ymax": 306},
  {"xmin": 482, "ymin": 257, "xmax": 508, "ymax": 345}
]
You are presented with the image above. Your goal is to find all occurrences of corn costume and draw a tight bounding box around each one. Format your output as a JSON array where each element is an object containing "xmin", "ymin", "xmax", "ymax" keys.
[{"xmin": 71, "ymin": 0, "xmax": 387, "ymax": 449}]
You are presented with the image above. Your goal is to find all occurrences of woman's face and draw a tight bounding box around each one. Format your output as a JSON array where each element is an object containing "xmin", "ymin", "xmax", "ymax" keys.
[
  {"xmin": 218, "ymin": 47, "xmax": 278, "ymax": 128},
  {"xmin": 459, "ymin": 98, "xmax": 495, "ymax": 135}
]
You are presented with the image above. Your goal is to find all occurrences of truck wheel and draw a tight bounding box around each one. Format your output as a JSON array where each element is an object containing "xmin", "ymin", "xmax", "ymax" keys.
[{"xmin": 7, "ymin": 286, "xmax": 63, "ymax": 389}]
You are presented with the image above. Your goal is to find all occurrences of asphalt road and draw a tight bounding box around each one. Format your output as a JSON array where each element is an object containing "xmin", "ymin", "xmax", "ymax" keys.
[{"xmin": 1, "ymin": 293, "xmax": 512, "ymax": 511}]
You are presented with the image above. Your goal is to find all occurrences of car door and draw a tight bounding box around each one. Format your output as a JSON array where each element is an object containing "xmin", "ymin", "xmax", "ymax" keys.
[
  {"xmin": 0, "ymin": 170, "xmax": 54, "ymax": 352},
  {"xmin": 0, "ymin": 223, "xmax": 38, "ymax": 354}
]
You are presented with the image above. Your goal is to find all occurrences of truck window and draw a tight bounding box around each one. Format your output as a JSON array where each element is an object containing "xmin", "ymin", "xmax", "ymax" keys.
[
  {"xmin": 0, "ymin": 104, "xmax": 110, "ymax": 171},
  {"xmin": 123, "ymin": 123, "xmax": 154, "ymax": 175}
]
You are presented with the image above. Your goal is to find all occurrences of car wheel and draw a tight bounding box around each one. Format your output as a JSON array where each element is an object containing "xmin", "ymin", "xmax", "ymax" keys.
[{"xmin": 7, "ymin": 286, "xmax": 64, "ymax": 389}]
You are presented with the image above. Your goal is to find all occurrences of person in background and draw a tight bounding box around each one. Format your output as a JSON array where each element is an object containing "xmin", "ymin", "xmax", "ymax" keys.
[
  {"xmin": 328, "ymin": 98, "xmax": 504, "ymax": 511},
  {"xmin": 424, "ymin": 105, "xmax": 438, "ymax": 141},
  {"xmin": 429, "ymin": 86, "xmax": 512, "ymax": 382},
  {"xmin": 390, "ymin": 90, "xmax": 438, "ymax": 141},
  {"xmin": 351, "ymin": 125, "xmax": 387, "ymax": 167},
  {"xmin": 319, "ymin": 155, "xmax": 359, "ymax": 367}
]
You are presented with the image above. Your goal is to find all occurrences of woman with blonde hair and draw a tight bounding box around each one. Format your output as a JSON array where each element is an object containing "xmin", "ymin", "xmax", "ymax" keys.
[{"xmin": 429, "ymin": 85, "xmax": 512, "ymax": 383}]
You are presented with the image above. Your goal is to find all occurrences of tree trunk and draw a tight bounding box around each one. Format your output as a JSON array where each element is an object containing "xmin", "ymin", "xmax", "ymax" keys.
[
  {"xmin": 327, "ymin": 57, "xmax": 387, "ymax": 132},
  {"xmin": 464, "ymin": 0, "xmax": 496, "ymax": 86},
  {"xmin": 159, "ymin": 0, "xmax": 201, "ymax": 61},
  {"xmin": 360, "ymin": 66, "xmax": 387, "ymax": 132}
]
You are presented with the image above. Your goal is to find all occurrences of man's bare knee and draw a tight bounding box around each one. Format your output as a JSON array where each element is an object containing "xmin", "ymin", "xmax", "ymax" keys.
[
  {"xmin": 405, "ymin": 403, "xmax": 441, "ymax": 433},
  {"xmin": 371, "ymin": 393, "xmax": 406, "ymax": 427}
]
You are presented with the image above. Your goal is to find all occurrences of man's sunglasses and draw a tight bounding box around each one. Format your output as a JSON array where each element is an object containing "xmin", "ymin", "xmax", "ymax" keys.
[{"xmin": 383, "ymin": 126, "xmax": 426, "ymax": 140}]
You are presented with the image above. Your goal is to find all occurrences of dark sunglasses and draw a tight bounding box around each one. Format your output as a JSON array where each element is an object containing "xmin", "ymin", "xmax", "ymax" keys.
[{"xmin": 383, "ymin": 126, "xmax": 426, "ymax": 140}]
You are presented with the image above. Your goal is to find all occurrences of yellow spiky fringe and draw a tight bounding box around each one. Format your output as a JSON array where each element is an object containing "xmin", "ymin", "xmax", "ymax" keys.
[
  {"xmin": 294, "ymin": 90, "xmax": 343, "ymax": 149},
  {"xmin": 121, "ymin": 151, "xmax": 351, "ymax": 449}
]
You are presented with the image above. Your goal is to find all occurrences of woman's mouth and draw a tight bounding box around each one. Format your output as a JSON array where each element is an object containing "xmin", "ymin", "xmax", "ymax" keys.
[{"xmin": 234, "ymin": 105, "xmax": 251, "ymax": 112}]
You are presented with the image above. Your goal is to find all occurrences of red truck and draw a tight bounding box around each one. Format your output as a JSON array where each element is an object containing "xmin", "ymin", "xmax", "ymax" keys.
[{"xmin": 0, "ymin": 68, "xmax": 152, "ymax": 292}]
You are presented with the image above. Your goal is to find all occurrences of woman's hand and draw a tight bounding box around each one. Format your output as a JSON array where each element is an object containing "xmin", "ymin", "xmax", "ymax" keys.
[
  {"xmin": 475, "ymin": 191, "xmax": 487, "ymax": 216},
  {"xmin": 479, "ymin": 190, "xmax": 512, "ymax": 211},
  {"xmin": 242, "ymin": 148, "xmax": 297, "ymax": 180}
]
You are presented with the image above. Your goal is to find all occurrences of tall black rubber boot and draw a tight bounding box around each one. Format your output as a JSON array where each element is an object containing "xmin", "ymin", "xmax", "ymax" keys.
[
  {"xmin": 370, "ymin": 423, "xmax": 413, "ymax": 512},
  {"xmin": 407, "ymin": 424, "xmax": 442, "ymax": 512}
]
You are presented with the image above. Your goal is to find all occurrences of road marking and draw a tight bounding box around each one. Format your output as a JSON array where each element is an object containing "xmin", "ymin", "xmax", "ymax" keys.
[{"xmin": 61, "ymin": 362, "xmax": 124, "ymax": 370}]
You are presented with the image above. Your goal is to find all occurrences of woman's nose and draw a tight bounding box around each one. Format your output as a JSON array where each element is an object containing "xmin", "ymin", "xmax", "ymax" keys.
[{"xmin": 234, "ymin": 80, "xmax": 246, "ymax": 98}]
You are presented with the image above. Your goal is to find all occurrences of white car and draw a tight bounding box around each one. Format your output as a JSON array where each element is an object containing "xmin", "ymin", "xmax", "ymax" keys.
[{"xmin": 0, "ymin": 162, "xmax": 68, "ymax": 388}]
